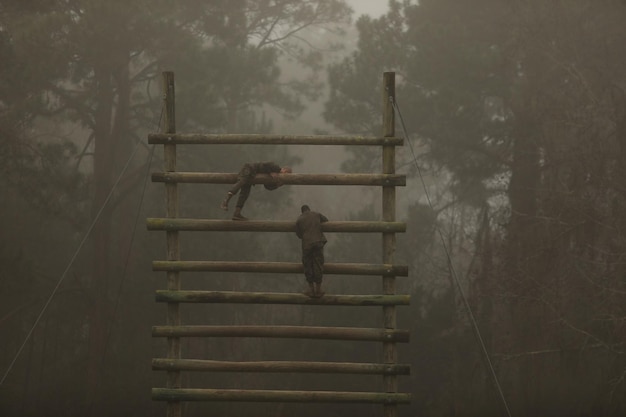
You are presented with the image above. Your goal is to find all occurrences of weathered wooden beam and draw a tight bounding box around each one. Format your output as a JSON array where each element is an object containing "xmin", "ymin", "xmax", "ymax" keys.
[
  {"xmin": 152, "ymin": 388, "xmax": 411, "ymax": 403},
  {"xmin": 151, "ymin": 172, "xmax": 406, "ymax": 186},
  {"xmin": 383, "ymin": 71, "xmax": 399, "ymax": 417},
  {"xmin": 152, "ymin": 358, "xmax": 410, "ymax": 375},
  {"xmin": 151, "ymin": 261, "xmax": 409, "ymax": 276},
  {"xmin": 152, "ymin": 325, "xmax": 410, "ymax": 342},
  {"xmin": 148, "ymin": 133, "xmax": 403, "ymax": 146},
  {"xmin": 146, "ymin": 218, "xmax": 406, "ymax": 233},
  {"xmin": 155, "ymin": 290, "xmax": 410, "ymax": 306},
  {"xmin": 161, "ymin": 70, "xmax": 182, "ymax": 417}
]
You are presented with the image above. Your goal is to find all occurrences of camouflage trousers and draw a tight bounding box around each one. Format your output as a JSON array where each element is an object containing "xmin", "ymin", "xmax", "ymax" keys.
[
  {"xmin": 228, "ymin": 164, "xmax": 254, "ymax": 208},
  {"xmin": 302, "ymin": 241, "xmax": 325, "ymax": 283}
]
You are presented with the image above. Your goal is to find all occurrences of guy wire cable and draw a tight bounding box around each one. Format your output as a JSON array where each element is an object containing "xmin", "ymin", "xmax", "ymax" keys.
[
  {"xmin": 87, "ymin": 144, "xmax": 156, "ymax": 416},
  {"xmin": 390, "ymin": 92, "xmax": 513, "ymax": 417},
  {"xmin": 0, "ymin": 137, "xmax": 145, "ymax": 386},
  {"xmin": 86, "ymin": 108, "xmax": 162, "ymax": 416}
]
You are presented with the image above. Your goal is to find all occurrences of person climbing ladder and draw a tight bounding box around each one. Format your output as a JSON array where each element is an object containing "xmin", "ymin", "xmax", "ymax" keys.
[{"xmin": 220, "ymin": 161, "xmax": 292, "ymax": 220}]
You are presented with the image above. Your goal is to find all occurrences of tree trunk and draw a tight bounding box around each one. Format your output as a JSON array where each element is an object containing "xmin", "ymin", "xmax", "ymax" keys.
[
  {"xmin": 504, "ymin": 89, "xmax": 543, "ymax": 414},
  {"xmin": 85, "ymin": 63, "xmax": 114, "ymax": 412}
]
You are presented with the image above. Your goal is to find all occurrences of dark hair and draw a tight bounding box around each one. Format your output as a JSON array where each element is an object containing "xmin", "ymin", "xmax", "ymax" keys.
[{"xmin": 301, "ymin": 205, "xmax": 310, "ymax": 213}]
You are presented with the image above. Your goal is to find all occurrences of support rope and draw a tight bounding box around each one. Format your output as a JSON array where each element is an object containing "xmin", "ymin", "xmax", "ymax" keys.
[
  {"xmin": 85, "ymin": 107, "xmax": 162, "ymax": 415},
  {"xmin": 390, "ymin": 93, "xmax": 513, "ymax": 417},
  {"xmin": 0, "ymin": 137, "xmax": 145, "ymax": 386},
  {"xmin": 87, "ymin": 144, "xmax": 156, "ymax": 416}
]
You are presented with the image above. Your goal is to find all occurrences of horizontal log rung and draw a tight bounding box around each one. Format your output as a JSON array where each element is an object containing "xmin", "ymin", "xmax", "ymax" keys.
[
  {"xmin": 152, "ymin": 358, "xmax": 410, "ymax": 375},
  {"xmin": 148, "ymin": 133, "xmax": 404, "ymax": 146},
  {"xmin": 152, "ymin": 325, "xmax": 409, "ymax": 342},
  {"xmin": 155, "ymin": 290, "xmax": 410, "ymax": 306},
  {"xmin": 152, "ymin": 261, "xmax": 408, "ymax": 276},
  {"xmin": 151, "ymin": 172, "xmax": 405, "ymax": 186},
  {"xmin": 146, "ymin": 218, "xmax": 406, "ymax": 233},
  {"xmin": 152, "ymin": 388, "xmax": 411, "ymax": 404}
]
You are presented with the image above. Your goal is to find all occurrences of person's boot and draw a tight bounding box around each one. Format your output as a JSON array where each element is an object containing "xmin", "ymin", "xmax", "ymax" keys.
[
  {"xmin": 305, "ymin": 282, "xmax": 315, "ymax": 298},
  {"xmin": 232, "ymin": 207, "xmax": 248, "ymax": 221},
  {"xmin": 220, "ymin": 192, "xmax": 233, "ymax": 211},
  {"xmin": 314, "ymin": 282, "xmax": 325, "ymax": 298}
]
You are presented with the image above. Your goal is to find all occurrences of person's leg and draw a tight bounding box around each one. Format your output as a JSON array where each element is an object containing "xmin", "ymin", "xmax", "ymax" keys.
[
  {"xmin": 314, "ymin": 281, "xmax": 324, "ymax": 298},
  {"xmin": 222, "ymin": 165, "xmax": 252, "ymax": 211},
  {"xmin": 302, "ymin": 249, "xmax": 315, "ymax": 297},
  {"xmin": 232, "ymin": 183, "xmax": 251, "ymax": 220},
  {"xmin": 312, "ymin": 243, "xmax": 325, "ymax": 297},
  {"xmin": 305, "ymin": 281, "xmax": 315, "ymax": 297},
  {"xmin": 221, "ymin": 180, "xmax": 245, "ymax": 211},
  {"xmin": 220, "ymin": 191, "xmax": 235, "ymax": 210}
]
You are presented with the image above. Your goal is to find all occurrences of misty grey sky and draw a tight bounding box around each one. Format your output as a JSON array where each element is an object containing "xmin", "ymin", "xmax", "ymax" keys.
[
  {"xmin": 346, "ymin": 0, "xmax": 389, "ymax": 18},
  {"xmin": 271, "ymin": 1, "xmax": 399, "ymax": 221}
]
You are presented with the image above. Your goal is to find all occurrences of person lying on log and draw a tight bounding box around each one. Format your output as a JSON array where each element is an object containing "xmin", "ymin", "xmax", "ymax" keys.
[{"xmin": 220, "ymin": 162, "xmax": 292, "ymax": 221}]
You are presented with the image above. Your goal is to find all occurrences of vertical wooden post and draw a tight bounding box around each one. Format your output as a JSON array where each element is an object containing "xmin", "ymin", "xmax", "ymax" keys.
[
  {"xmin": 162, "ymin": 71, "xmax": 181, "ymax": 417},
  {"xmin": 382, "ymin": 72, "xmax": 397, "ymax": 417}
]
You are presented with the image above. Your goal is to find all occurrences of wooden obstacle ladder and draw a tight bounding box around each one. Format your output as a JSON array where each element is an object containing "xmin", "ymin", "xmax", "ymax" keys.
[{"xmin": 149, "ymin": 71, "xmax": 411, "ymax": 417}]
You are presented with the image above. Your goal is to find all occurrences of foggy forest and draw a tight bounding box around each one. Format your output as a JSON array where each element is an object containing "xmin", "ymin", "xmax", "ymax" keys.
[{"xmin": 1, "ymin": 0, "xmax": 626, "ymax": 416}]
